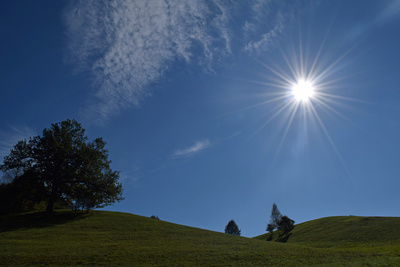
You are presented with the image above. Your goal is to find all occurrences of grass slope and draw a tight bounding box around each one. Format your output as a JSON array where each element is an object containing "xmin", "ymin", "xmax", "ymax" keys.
[
  {"xmin": 255, "ymin": 216, "xmax": 400, "ymax": 245},
  {"xmin": 1, "ymin": 211, "xmax": 400, "ymax": 266},
  {"xmin": 255, "ymin": 216, "xmax": 400, "ymax": 265}
]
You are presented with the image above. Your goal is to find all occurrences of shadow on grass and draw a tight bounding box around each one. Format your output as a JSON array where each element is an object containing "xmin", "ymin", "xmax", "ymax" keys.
[
  {"xmin": 0, "ymin": 210, "xmax": 89, "ymax": 232},
  {"xmin": 264, "ymin": 232, "xmax": 293, "ymax": 243},
  {"xmin": 277, "ymin": 233, "xmax": 292, "ymax": 243}
]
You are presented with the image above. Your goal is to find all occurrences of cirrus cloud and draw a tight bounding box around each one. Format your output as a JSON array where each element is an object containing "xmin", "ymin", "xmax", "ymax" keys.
[
  {"xmin": 63, "ymin": 0, "xmax": 232, "ymax": 123},
  {"xmin": 171, "ymin": 139, "xmax": 211, "ymax": 158},
  {"xmin": 63, "ymin": 0, "xmax": 308, "ymax": 123}
]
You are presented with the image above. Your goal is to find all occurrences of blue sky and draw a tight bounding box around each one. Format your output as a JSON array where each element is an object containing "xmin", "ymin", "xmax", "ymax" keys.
[{"xmin": 1, "ymin": 0, "xmax": 400, "ymax": 237}]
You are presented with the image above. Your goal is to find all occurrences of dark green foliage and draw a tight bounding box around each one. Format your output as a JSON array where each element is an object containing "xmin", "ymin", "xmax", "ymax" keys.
[
  {"xmin": 278, "ymin": 215, "xmax": 295, "ymax": 237},
  {"xmin": 225, "ymin": 219, "xmax": 241, "ymax": 236},
  {"xmin": 266, "ymin": 223, "xmax": 274, "ymax": 240},
  {"xmin": 268, "ymin": 203, "xmax": 282, "ymax": 236},
  {"xmin": 0, "ymin": 182, "xmax": 18, "ymax": 214},
  {"xmin": 0, "ymin": 119, "xmax": 123, "ymax": 213},
  {"xmin": 276, "ymin": 215, "xmax": 295, "ymax": 242},
  {"xmin": 0, "ymin": 170, "xmax": 48, "ymax": 214},
  {"xmin": 270, "ymin": 203, "xmax": 282, "ymax": 227},
  {"xmin": 266, "ymin": 203, "xmax": 294, "ymax": 241},
  {"xmin": 150, "ymin": 215, "xmax": 160, "ymax": 220}
]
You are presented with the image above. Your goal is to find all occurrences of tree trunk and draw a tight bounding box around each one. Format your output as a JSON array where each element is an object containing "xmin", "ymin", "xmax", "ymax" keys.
[
  {"xmin": 46, "ymin": 182, "xmax": 58, "ymax": 213},
  {"xmin": 46, "ymin": 197, "xmax": 55, "ymax": 213},
  {"xmin": 9, "ymin": 198, "xmax": 14, "ymax": 214},
  {"xmin": 46, "ymin": 192, "xmax": 56, "ymax": 213}
]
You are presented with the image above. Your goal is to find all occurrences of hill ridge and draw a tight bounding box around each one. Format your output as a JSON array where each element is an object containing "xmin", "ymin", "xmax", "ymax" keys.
[
  {"xmin": 255, "ymin": 215, "xmax": 400, "ymax": 247},
  {"xmin": 1, "ymin": 210, "xmax": 400, "ymax": 266}
]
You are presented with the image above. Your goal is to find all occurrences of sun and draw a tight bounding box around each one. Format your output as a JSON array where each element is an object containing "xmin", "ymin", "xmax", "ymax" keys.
[
  {"xmin": 291, "ymin": 79, "xmax": 315, "ymax": 102},
  {"xmin": 236, "ymin": 24, "xmax": 364, "ymax": 179}
]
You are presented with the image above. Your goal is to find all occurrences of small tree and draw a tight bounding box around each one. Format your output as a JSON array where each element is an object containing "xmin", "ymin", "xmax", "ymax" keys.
[
  {"xmin": 266, "ymin": 223, "xmax": 275, "ymax": 240},
  {"xmin": 278, "ymin": 215, "xmax": 295, "ymax": 237},
  {"xmin": 150, "ymin": 215, "xmax": 159, "ymax": 220},
  {"xmin": 268, "ymin": 203, "xmax": 282, "ymax": 235},
  {"xmin": 225, "ymin": 219, "xmax": 241, "ymax": 236}
]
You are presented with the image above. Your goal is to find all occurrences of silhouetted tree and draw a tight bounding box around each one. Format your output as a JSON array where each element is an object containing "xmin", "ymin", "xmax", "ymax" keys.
[
  {"xmin": 225, "ymin": 219, "xmax": 241, "ymax": 236},
  {"xmin": 0, "ymin": 119, "xmax": 124, "ymax": 213},
  {"xmin": 278, "ymin": 215, "xmax": 295, "ymax": 237},
  {"xmin": 0, "ymin": 169, "xmax": 47, "ymax": 214},
  {"xmin": 266, "ymin": 223, "xmax": 275, "ymax": 240},
  {"xmin": 268, "ymin": 203, "xmax": 282, "ymax": 235}
]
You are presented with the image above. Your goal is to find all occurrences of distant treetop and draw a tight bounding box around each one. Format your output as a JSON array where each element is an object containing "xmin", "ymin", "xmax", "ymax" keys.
[{"xmin": 225, "ymin": 219, "xmax": 241, "ymax": 236}]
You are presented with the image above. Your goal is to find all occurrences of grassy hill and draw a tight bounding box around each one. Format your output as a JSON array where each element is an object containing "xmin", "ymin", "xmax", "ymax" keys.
[
  {"xmin": 255, "ymin": 216, "xmax": 400, "ymax": 245},
  {"xmin": 255, "ymin": 215, "xmax": 400, "ymax": 264},
  {"xmin": 1, "ymin": 211, "xmax": 400, "ymax": 266}
]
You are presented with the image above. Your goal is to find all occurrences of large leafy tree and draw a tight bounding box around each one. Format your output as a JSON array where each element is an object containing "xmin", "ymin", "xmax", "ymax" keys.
[{"xmin": 0, "ymin": 119, "xmax": 123, "ymax": 212}]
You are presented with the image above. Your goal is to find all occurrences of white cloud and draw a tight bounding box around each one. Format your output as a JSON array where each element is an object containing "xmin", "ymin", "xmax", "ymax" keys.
[
  {"xmin": 63, "ymin": 0, "xmax": 232, "ymax": 123},
  {"xmin": 0, "ymin": 126, "xmax": 37, "ymax": 161},
  {"xmin": 243, "ymin": 0, "xmax": 302, "ymax": 54},
  {"xmin": 63, "ymin": 0, "xmax": 303, "ymax": 122},
  {"xmin": 244, "ymin": 11, "xmax": 285, "ymax": 53},
  {"xmin": 251, "ymin": 0, "xmax": 272, "ymax": 22},
  {"xmin": 171, "ymin": 139, "xmax": 211, "ymax": 158}
]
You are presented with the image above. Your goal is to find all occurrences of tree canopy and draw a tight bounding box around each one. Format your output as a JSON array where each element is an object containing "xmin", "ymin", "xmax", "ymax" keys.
[
  {"xmin": 278, "ymin": 215, "xmax": 295, "ymax": 237},
  {"xmin": 266, "ymin": 203, "xmax": 295, "ymax": 240},
  {"xmin": 269, "ymin": 203, "xmax": 282, "ymax": 231},
  {"xmin": 0, "ymin": 119, "xmax": 123, "ymax": 213}
]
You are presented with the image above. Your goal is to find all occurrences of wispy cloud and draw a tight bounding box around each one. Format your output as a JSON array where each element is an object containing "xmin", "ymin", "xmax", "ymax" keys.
[
  {"xmin": 243, "ymin": 0, "xmax": 300, "ymax": 54},
  {"xmin": 0, "ymin": 126, "xmax": 37, "ymax": 161},
  {"xmin": 63, "ymin": 0, "xmax": 304, "ymax": 122},
  {"xmin": 63, "ymin": 0, "xmax": 232, "ymax": 123},
  {"xmin": 244, "ymin": 11, "xmax": 285, "ymax": 53},
  {"xmin": 131, "ymin": 132, "xmax": 239, "ymax": 179},
  {"xmin": 171, "ymin": 139, "xmax": 211, "ymax": 158}
]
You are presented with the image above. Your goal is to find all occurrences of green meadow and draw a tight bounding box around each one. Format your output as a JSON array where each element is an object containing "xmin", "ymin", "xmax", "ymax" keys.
[{"xmin": 1, "ymin": 211, "xmax": 400, "ymax": 266}]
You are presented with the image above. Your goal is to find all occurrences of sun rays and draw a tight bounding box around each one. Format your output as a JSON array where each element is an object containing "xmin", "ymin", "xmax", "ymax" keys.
[{"xmin": 244, "ymin": 32, "xmax": 365, "ymax": 174}]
